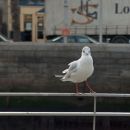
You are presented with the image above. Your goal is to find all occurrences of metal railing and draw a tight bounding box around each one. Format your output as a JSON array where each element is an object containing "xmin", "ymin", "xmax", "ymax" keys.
[{"xmin": 0, "ymin": 92, "xmax": 130, "ymax": 130}]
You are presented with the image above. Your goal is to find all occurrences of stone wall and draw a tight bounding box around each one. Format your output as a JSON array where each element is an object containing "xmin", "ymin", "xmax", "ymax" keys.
[{"xmin": 0, "ymin": 43, "xmax": 130, "ymax": 93}]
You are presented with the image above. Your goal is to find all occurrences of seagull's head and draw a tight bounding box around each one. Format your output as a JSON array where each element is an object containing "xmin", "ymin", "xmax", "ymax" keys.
[{"xmin": 82, "ymin": 46, "xmax": 91, "ymax": 56}]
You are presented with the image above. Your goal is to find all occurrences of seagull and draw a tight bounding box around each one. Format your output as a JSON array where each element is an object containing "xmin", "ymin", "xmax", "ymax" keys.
[{"xmin": 55, "ymin": 46, "xmax": 95, "ymax": 93}]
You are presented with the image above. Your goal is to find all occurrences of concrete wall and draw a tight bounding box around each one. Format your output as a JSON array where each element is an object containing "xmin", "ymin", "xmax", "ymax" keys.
[{"xmin": 0, "ymin": 43, "xmax": 130, "ymax": 93}]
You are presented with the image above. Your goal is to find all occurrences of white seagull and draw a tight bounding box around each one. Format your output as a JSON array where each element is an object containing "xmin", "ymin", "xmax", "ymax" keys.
[{"xmin": 55, "ymin": 46, "xmax": 95, "ymax": 93}]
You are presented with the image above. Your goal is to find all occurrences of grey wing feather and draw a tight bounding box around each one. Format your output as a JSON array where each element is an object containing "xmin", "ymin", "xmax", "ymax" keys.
[
  {"xmin": 55, "ymin": 61, "xmax": 78, "ymax": 81},
  {"xmin": 62, "ymin": 61, "xmax": 78, "ymax": 74},
  {"xmin": 68, "ymin": 60, "xmax": 78, "ymax": 73},
  {"xmin": 61, "ymin": 60, "xmax": 79, "ymax": 81}
]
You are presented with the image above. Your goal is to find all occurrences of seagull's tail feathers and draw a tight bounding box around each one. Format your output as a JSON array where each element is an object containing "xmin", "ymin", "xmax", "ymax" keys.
[
  {"xmin": 55, "ymin": 74, "xmax": 64, "ymax": 78},
  {"xmin": 55, "ymin": 74, "xmax": 68, "ymax": 82},
  {"xmin": 55, "ymin": 73, "xmax": 71, "ymax": 82},
  {"xmin": 61, "ymin": 77, "xmax": 69, "ymax": 82},
  {"xmin": 61, "ymin": 73, "xmax": 71, "ymax": 82}
]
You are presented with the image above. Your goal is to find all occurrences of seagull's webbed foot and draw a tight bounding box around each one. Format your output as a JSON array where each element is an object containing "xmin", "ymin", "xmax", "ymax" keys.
[
  {"xmin": 75, "ymin": 92, "xmax": 83, "ymax": 96},
  {"xmin": 89, "ymin": 88, "xmax": 96, "ymax": 93}
]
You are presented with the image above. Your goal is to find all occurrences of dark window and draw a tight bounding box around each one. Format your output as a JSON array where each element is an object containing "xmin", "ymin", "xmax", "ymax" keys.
[
  {"xmin": 19, "ymin": 0, "xmax": 44, "ymax": 6},
  {"xmin": 55, "ymin": 37, "xmax": 64, "ymax": 43},
  {"xmin": 67, "ymin": 36, "xmax": 76, "ymax": 43},
  {"xmin": 37, "ymin": 16, "xmax": 44, "ymax": 39},
  {"xmin": 76, "ymin": 36, "xmax": 91, "ymax": 43}
]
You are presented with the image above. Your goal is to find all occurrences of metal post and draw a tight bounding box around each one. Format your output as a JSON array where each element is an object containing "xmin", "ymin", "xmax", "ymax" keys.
[
  {"xmin": 99, "ymin": 0, "xmax": 103, "ymax": 43},
  {"xmin": 43, "ymin": 0, "xmax": 46, "ymax": 43},
  {"xmin": 93, "ymin": 95, "xmax": 96, "ymax": 130},
  {"xmin": 64, "ymin": 0, "xmax": 68, "ymax": 43},
  {"xmin": 7, "ymin": 0, "xmax": 11, "ymax": 39}
]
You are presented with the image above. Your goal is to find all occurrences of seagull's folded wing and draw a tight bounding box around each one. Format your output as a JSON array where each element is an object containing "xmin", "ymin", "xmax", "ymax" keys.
[{"xmin": 68, "ymin": 60, "xmax": 78, "ymax": 74}]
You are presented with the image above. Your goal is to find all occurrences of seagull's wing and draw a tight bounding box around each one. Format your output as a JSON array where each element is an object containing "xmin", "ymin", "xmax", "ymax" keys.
[
  {"xmin": 55, "ymin": 60, "xmax": 78, "ymax": 80},
  {"xmin": 68, "ymin": 60, "xmax": 78, "ymax": 73},
  {"xmin": 62, "ymin": 60, "xmax": 78, "ymax": 74},
  {"xmin": 61, "ymin": 60, "xmax": 79, "ymax": 81}
]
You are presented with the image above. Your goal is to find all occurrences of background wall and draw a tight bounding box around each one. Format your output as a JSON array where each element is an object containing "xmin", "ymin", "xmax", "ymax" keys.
[
  {"xmin": 0, "ymin": 43, "xmax": 130, "ymax": 129},
  {"xmin": 0, "ymin": 43, "xmax": 130, "ymax": 93}
]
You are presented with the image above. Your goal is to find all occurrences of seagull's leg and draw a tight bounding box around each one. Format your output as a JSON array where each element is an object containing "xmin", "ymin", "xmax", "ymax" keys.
[
  {"xmin": 75, "ymin": 83, "xmax": 79, "ymax": 93},
  {"xmin": 85, "ymin": 81, "xmax": 95, "ymax": 93}
]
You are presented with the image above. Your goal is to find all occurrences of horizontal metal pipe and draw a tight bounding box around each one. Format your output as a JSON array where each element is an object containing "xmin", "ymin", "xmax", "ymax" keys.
[
  {"xmin": 0, "ymin": 112, "xmax": 130, "ymax": 116},
  {"xmin": 0, "ymin": 92, "xmax": 129, "ymax": 97}
]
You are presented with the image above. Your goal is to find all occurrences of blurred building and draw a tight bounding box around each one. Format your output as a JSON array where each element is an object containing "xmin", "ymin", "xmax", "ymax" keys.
[
  {"xmin": 2, "ymin": 0, "xmax": 45, "ymax": 42},
  {"xmin": 0, "ymin": 1, "xmax": 3, "ymax": 33},
  {"xmin": 2, "ymin": 0, "xmax": 17, "ymax": 40},
  {"xmin": 19, "ymin": 0, "xmax": 45, "ymax": 42},
  {"xmin": 0, "ymin": 0, "xmax": 4, "ymax": 33}
]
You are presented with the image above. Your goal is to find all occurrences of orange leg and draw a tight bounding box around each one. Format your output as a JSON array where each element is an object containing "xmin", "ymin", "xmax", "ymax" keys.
[
  {"xmin": 75, "ymin": 83, "xmax": 79, "ymax": 93},
  {"xmin": 85, "ymin": 81, "xmax": 95, "ymax": 93}
]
